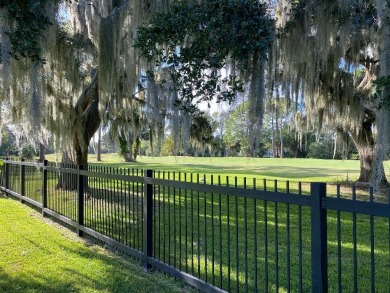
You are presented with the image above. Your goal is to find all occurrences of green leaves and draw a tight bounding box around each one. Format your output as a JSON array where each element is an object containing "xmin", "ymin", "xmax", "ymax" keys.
[
  {"xmin": 134, "ymin": 0, "xmax": 274, "ymax": 111},
  {"xmin": 190, "ymin": 113, "xmax": 213, "ymax": 143},
  {"xmin": 1, "ymin": 0, "xmax": 54, "ymax": 63}
]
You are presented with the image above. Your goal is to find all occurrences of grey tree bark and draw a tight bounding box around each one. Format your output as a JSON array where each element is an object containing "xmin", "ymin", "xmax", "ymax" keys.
[
  {"xmin": 372, "ymin": 0, "xmax": 390, "ymax": 189},
  {"xmin": 57, "ymin": 72, "xmax": 101, "ymax": 190}
]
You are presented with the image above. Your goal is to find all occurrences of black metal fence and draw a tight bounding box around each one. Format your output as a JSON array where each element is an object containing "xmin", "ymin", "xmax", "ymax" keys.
[{"xmin": 0, "ymin": 159, "xmax": 389, "ymax": 293}]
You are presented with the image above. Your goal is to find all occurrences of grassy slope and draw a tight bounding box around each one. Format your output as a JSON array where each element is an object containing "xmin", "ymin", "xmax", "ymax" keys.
[{"xmin": 0, "ymin": 197, "xmax": 190, "ymax": 293}]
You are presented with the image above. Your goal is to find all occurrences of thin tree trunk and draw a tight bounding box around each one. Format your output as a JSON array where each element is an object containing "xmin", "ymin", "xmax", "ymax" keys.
[
  {"xmin": 97, "ymin": 125, "xmax": 102, "ymax": 161},
  {"xmin": 133, "ymin": 136, "xmax": 140, "ymax": 160},
  {"xmin": 332, "ymin": 133, "xmax": 337, "ymax": 160},
  {"xmin": 279, "ymin": 128, "xmax": 283, "ymax": 158},
  {"xmin": 271, "ymin": 115, "xmax": 276, "ymax": 158},
  {"xmin": 278, "ymin": 109, "xmax": 284, "ymax": 158},
  {"xmin": 128, "ymin": 136, "xmax": 133, "ymax": 161},
  {"xmin": 39, "ymin": 143, "xmax": 45, "ymax": 162},
  {"xmin": 342, "ymin": 132, "xmax": 349, "ymax": 160}
]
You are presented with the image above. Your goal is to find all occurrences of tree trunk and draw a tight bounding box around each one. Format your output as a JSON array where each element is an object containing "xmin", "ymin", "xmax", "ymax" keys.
[
  {"xmin": 278, "ymin": 111, "xmax": 284, "ymax": 158},
  {"xmin": 72, "ymin": 72, "xmax": 100, "ymax": 167},
  {"xmin": 351, "ymin": 109, "xmax": 387, "ymax": 184},
  {"xmin": 133, "ymin": 136, "xmax": 140, "ymax": 160},
  {"xmin": 119, "ymin": 134, "xmax": 134, "ymax": 162},
  {"xmin": 372, "ymin": 0, "xmax": 390, "ymax": 190},
  {"xmin": 279, "ymin": 128, "xmax": 284, "ymax": 158},
  {"xmin": 57, "ymin": 150, "xmax": 78, "ymax": 190},
  {"xmin": 332, "ymin": 133, "xmax": 337, "ymax": 160},
  {"xmin": 127, "ymin": 137, "xmax": 133, "ymax": 161},
  {"xmin": 39, "ymin": 143, "xmax": 45, "ymax": 162},
  {"xmin": 57, "ymin": 71, "xmax": 100, "ymax": 190},
  {"xmin": 123, "ymin": 136, "xmax": 133, "ymax": 162},
  {"xmin": 356, "ymin": 143, "xmax": 374, "ymax": 182},
  {"xmin": 372, "ymin": 109, "xmax": 390, "ymax": 187},
  {"xmin": 271, "ymin": 116, "xmax": 276, "ymax": 158},
  {"xmin": 97, "ymin": 125, "xmax": 102, "ymax": 161}
]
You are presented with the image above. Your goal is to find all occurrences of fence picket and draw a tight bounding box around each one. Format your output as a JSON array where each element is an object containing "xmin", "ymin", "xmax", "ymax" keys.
[
  {"xmin": 143, "ymin": 169, "xmax": 153, "ymax": 270},
  {"xmin": 42, "ymin": 160, "xmax": 48, "ymax": 217},
  {"xmin": 20, "ymin": 159, "xmax": 25, "ymax": 203},
  {"xmin": 310, "ymin": 182, "xmax": 328, "ymax": 293},
  {"xmin": 77, "ymin": 164, "xmax": 85, "ymax": 237}
]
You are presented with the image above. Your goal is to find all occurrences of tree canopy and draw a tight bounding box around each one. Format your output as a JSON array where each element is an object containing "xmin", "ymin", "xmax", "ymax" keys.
[
  {"xmin": 270, "ymin": 0, "xmax": 390, "ymax": 185},
  {"xmin": 134, "ymin": 0, "xmax": 274, "ymax": 110},
  {"xmin": 0, "ymin": 0, "xmax": 390, "ymax": 187}
]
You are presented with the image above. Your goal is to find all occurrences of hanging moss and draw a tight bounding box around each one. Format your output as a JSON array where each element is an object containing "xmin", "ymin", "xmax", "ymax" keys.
[
  {"xmin": 0, "ymin": 0, "xmax": 152, "ymax": 159},
  {"xmin": 273, "ymin": 0, "xmax": 378, "ymax": 133}
]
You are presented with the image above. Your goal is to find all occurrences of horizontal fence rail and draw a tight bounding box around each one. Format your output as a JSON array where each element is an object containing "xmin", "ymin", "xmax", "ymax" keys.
[{"xmin": 0, "ymin": 159, "xmax": 389, "ymax": 293}]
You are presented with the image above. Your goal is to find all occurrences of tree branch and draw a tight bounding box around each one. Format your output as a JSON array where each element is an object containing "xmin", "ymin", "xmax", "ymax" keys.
[
  {"xmin": 75, "ymin": 70, "xmax": 98, "ymax": 115},
  {"xmin": 359, "ymin": 57, "xmax": 379, "ymax": 64}
]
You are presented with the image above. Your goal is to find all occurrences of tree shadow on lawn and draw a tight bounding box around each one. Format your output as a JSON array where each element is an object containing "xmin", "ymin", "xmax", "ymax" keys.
[{"xmin": 0, "ymin": 266, "xmax": 80, "ymax": 293}]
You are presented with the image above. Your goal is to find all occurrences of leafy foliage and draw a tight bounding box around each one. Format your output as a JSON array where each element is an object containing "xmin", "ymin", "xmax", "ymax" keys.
[
  {"xmin": 0, "ymin": 0, "xmax": 54, "ymax": 62},
  {"xmin": 0, "ymin": 0, "xmax": 82, "ymax": 62},
  {"xmin": 224, "ymin": 101, "xmax": 254, "ymax": 156},
  {"xmin": 134, "ymin": 0, "xmax": 274, "ymax": 111},
  {"xmin": 190, "ymin": 114, "xmax": 213, "ymax": 144},
  {"xmin": 118, "ymin": 134, "xmax": 130, "ymax": 157},
  {"xmin": 0, "ymin": 127, "xmax": 18, "ymax": 156}
]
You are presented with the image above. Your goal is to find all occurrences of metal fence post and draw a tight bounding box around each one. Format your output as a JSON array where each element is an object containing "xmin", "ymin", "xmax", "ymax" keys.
[
  {"xmin": 4, "ymin": 158, "xmax": 9, "ymax": 191},
  {"xmin": 42, "ymin": 160, "xmax": 48, "ymax": 217},
  {"xmin": 311, "ymin": 182, "xmax": 328, "ymax": 293},
  {"xmin": 143, "ymin": 169, "xmax": 153, "ymax": 270},
  {"xmin": 20, "ymin": 159, "xmax": 25, "ymax": 203},
  {"xmin": 78, "ymin": 164, "xmax": 85, "ymax": 237}
]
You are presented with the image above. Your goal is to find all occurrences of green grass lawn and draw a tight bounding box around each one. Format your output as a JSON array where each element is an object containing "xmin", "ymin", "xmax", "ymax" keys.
[
  {"xmin": 0, "ymin": 196, "xmax": 191, "ymax": 293},
  {"xmin": 45, "ymin": 153, "xmax": 390, "ymax": 200},
  {"xmin": 46, "ymin": 153, "xmax": 390, "ymax": 183}
]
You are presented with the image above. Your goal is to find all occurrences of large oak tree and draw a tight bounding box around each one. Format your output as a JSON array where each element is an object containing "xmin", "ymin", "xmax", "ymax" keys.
[
  {"xmin": 0, "ymin": 0, "xmax": 274, "ymax": 167},
  {"xmin": 272, "ymin": 0, "xmax": 390, "ymax": 185},
  {"xmin": 1, "ymin": 0, "xmax": 389, "ymax": 188}
]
